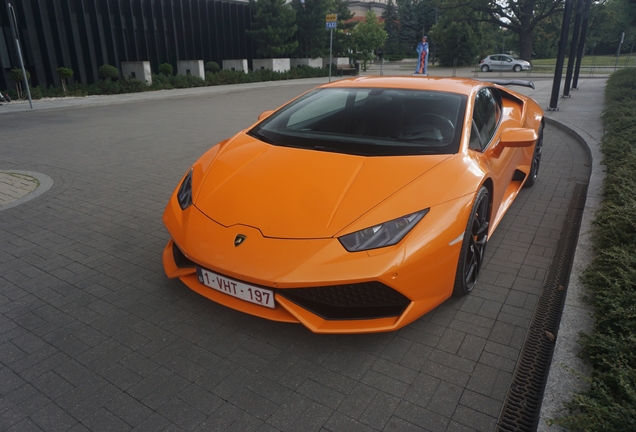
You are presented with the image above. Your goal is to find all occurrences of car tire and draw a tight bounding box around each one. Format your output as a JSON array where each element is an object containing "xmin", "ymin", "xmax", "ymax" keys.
[
  {"xmin": 481, "ymin": 65, "xmax": 490, "ymax": 72},
  {"xmin": 452, "ymin": 186, "xmax": 490, "ymax": 297},
  {"xmin": 513, "ymin": 65, "xmax": 522, "ymax": 72},
  {"xmin": 523, "ymin": 124, "xmax": 543, "ymax": 188}
]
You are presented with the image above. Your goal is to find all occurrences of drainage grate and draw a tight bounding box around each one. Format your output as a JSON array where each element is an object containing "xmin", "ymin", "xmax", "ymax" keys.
[{"xmin": 497, "ymin": 183, "xmax": 588, "ymax": 432}]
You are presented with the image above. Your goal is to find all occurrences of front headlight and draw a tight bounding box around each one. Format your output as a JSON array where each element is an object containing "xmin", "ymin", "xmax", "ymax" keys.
[
  {"xmin": 177, "ymin": 169, "xmax": 193, "ymax": 210},
  {"xmin": 339, "ymin": 209, "xmax": 429, "ymax": 252}
]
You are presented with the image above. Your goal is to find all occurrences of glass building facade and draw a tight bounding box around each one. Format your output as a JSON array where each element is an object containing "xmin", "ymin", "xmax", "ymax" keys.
[{"xmin": 0, "ymin": 0, "xmax": 254, "ymax": 90}]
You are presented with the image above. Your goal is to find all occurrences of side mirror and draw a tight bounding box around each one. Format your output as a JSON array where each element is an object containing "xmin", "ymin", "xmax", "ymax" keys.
[
  {"xmin": 500, "ymin": 128, "xmax": 537, "ymax": 148},
  {"xmin": 258, "ymin": 110, "xmax": 275, "ymax": 121}
]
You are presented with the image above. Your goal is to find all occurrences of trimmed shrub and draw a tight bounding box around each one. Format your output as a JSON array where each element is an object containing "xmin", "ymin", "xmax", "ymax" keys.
[
  {"xmin": 10, "ymin": 68, "xmax": 30, "ymax": 82},
  {"xmin": 555, "ymin": 67, "xmax": 636, "ymax": 431},
  {"xmin": 158, "ymin": 63, "xmax": 173, "ymax": 76},
  {"xmin": 119, "ymin": 78, "xmax": 147, "ymax": 93},
  {"xmin": 5, "ymin": 89, "xmax": 18, "ymax": 100},
  {"xmin": 97, "ymin": 78, "xmax": 122, "ymax": 94},
  {"xmin": 170, "ymin": 74, "xmax": 205, "ymax": 89},
  {"xmin": 56, "ymin": 67, "xmax": 73, "ymax": 92},
  {"xmin": 98, "ymin": 64, "xmax": 119, "ymax": 80},
  {"xmin": 29, "ymin": 86, "xmax": 43, "ymax": 99},
  {"xmin": 1, "ymin": 60, "xmax": 328, "ymax": 101},
  {"xmin": 205, "ymin": 61, "xmax": 220, "ymax": 73},
  {"xmin": 149, "ymin": 74, "xmax": 174, "ymax": 90},
  {"xmin": 9, "ymin": 68, "xmax": 31, "ymax": 98}
]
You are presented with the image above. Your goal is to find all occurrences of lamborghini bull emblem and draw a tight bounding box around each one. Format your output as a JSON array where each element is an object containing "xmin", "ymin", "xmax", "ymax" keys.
[{"xmin": 234, "ymin": 234, "xmax": 246, "ymax": 247}]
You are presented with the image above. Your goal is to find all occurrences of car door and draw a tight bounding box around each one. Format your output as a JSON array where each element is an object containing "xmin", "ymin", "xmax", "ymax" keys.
[
  {"xmin": 492, "ymin": 56, "xmax": 502, "ymax": 70},
  {"xmin": 503, "ymin": 56, "xmax": 514, "ymax": 70},
  {"xmin": 468, "ymin": 88, "xmax": 519, "ymax": 221}
]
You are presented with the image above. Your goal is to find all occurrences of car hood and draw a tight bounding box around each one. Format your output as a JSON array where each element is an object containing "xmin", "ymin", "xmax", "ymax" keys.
[{"xmin": 194, "ymin": 133, "xmax": 451, "ymax": 238}]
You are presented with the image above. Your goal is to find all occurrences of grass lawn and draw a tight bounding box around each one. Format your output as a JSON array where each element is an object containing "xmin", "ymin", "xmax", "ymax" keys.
[{"xmin": 530, "ymin": 54, "xmax": 635, "ymax": 74}]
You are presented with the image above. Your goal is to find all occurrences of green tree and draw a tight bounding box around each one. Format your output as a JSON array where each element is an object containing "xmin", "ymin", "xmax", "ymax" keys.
[
  {"xmin": 331, "ymin": 0, "xmax": 356, "ymax": 57},
  {"xmin": 438, "ymin": 0, "xmax": 564, "ymax": 61},
  {"xmin": 398, "ymin": 0, "xmax": 419, "ymax": 54},
  {"xmin": 531, "ymin": 14, "xmax": 560, "ymax": 58},
  {"xmin": 353, "ymin": 11, "xmax": 388, "ymax": 70},
  {"xmin": 429, "ymin": 18, "xmax": 479, "ymax": 66},
  {"xmin": 10, "ymin": 68, "xmax": 30, "ymax": 99},
  {"xmin": 587, "ymin": 0, "xmax": 636, "ymax": 56},
  {"xmin": 292, "ymin": 0, "xmax": 330, "ymax": 58},
  {"xmin": 382, "ymin": 0, "xmax": 400, "ymax": 56},
  {"xmin": 248, "ymin": 0, "xmax": 298, "ymax": 58},
  {"xmin": 56, "ymin": 67, "xmax": 73, "ymax": 93},
  {"xmin": 413, "ymin": 0, "xmax": 437, "ymax": 37}
]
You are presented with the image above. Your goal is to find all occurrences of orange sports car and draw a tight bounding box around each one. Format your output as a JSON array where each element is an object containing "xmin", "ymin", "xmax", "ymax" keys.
[{"xmin": 162, "ymin": 76, "xmax": 544, "ymax": 334}]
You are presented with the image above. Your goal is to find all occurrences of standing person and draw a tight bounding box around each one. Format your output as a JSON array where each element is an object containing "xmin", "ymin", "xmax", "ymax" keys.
[{"xmin": 415, "ymin": 35, "xmax": 429, "ymax": 75}]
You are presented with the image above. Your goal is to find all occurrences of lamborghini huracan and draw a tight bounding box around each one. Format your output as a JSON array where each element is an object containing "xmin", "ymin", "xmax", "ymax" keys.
[{"xmin": 162, "ymin": 76, "xmax": 544, "ymax": 334}]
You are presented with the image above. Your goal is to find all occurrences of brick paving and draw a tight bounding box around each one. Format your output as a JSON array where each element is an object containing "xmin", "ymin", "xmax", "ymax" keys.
[
  {"xmin": 0, "ymin": 173, "xmax": 38, "ymax": 206},
  {"xmin": 0, "ymin": 81, "xmax": 590, "ymax": 431}
]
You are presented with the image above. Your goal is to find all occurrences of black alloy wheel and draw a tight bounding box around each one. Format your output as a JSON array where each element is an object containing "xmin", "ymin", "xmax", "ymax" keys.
[
  {"xmin": 523, "ymin": 124, "xmax": 544, "ymax": 188},
  {"xmin": 453, "ymin": 186, "xmax": 490, "ymax": 296}
]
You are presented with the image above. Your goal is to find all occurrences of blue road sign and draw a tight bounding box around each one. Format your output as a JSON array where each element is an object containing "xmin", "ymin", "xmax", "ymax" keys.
[{"xmin": 326, "ymin": 21, "xmax": 337, "ymax": 29}]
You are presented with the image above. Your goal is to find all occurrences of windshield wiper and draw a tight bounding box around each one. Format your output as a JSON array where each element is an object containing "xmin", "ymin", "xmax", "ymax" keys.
[{"xmin": 248, "ymin": 130, "xmax": 278, "ymax": 145}]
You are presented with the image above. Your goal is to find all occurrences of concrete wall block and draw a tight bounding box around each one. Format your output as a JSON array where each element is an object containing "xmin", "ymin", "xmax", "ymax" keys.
[
  {"xmin": 121, "ymin": 61, "xmax": 152, "ymax": 85},
  {"xmin": 323, "ymin": 57, "xmax": 350, "ymax": 68},
  {"xmin": 253, "ymin": 58, "xmax": 291, "ymax": 73},
  {"xmin": 222, "ymin": 59, "xmax": 248, "ymax": 73},
  {"xmin": 177, "ymin": 60, "xmax": 205, "ymax": 80},
  {"xmin": 290, "ymin": 58, "xmax": 323, "ymax": 68}
]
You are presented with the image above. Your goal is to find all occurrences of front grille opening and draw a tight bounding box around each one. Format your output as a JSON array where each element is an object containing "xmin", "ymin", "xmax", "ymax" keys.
[
  {"xmin": 278, "ymin": 282, "xmax": 411, "ymax": 320},
  {"xmin": 173, "ymin": 243, "xmax": 196, "ymax": 269}
]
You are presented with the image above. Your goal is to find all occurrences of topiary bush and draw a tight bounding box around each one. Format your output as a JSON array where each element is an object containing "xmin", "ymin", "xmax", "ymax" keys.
[
  {"xmin": 158, "ymin": 63, "xmax": 173, "ymax": 76},
  {"xmin": 205, "ymin": 61, "xmax": 220, "ymax": 73},
  {"xmin": 56, "ymin": 67, "xmax": 74, "ymax": 92},
  {"xmin": 9, "ymin": 68, "xmax": 31, "ymax": 98},
  {"xmin": 98, "ymin": 64, "xmax": 119, "ymax": 80}
]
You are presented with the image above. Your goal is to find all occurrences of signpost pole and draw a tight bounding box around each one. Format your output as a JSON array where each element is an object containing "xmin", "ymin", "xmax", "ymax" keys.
[
  {"xmin": 615, "ymin": 32, "xmax": 625, "ymax": 71},
  {"xmin": 329, "ymin": 28, "xmax": 333, "ymax": 82},
  {"xmin": 326, "ymin": 14, "xmax": 337, "ymax": 83}
]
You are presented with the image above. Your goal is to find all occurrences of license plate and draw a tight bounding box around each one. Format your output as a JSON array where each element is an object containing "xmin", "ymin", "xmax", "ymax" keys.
[{"xmin": 196, "ymin": 267, "xmax": 275, "ymax": 309}]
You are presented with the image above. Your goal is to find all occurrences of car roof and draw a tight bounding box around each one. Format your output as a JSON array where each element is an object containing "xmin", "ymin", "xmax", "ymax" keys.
[{"xmin": 320, "ymin": 76, "xmax": 485, "ymax": 97}]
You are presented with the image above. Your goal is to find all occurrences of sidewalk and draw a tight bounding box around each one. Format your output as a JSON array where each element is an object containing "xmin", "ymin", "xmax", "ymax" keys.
[{"xmin": 0, "ymin": 67, "xmax": 605, "ymax": 430}]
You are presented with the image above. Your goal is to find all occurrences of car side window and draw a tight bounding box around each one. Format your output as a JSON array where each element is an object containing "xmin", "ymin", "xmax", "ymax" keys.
[
  {"xmin": 468, "ymin": 120, "xmax": 482, "ymax": 151},
  {"xmin": 470, "ymin": 88, "xmax": 501, "ymax": 151}
]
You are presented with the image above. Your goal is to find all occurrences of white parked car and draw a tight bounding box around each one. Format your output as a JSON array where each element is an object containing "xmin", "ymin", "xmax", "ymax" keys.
[{"xmin": 479, "ymin": 54, "xmax": 531, "ymax": 72}]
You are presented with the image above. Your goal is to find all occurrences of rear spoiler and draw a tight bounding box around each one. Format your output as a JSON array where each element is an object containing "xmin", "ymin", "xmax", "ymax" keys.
[{"xmin": 480, "ymin": 79, "xmax": 535, "ymax": 90}]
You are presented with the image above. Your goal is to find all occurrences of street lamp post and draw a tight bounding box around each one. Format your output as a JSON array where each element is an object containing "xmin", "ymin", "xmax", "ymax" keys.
[{"xmin": 7, "ymin": 2, "xmax": 33, "ymax": 109}]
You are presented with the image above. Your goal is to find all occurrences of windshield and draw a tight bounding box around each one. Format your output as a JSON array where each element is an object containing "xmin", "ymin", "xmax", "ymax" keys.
[{"xmin": 249, "ymin": 88, "xmax": 467, "ymax": 156}]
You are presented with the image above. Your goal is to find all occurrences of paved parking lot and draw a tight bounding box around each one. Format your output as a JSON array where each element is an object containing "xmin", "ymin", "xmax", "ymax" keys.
[{"xmin": 0, "ymin": 80, "xmax": 591, "ymax": 431}]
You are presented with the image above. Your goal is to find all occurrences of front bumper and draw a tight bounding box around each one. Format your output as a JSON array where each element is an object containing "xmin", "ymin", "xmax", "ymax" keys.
[{"xmin": 162, "ymin": 197, "xmax": 471, "ymax": 333}]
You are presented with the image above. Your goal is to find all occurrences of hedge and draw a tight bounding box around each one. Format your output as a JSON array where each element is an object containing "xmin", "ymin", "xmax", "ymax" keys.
[
  {"xmin": 554, "ymin": 68, "xmax": 636, "ymax": 431},
  {"xmin": 2, "ymin": 65, "xmax": 332, "ymax": 101}
]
